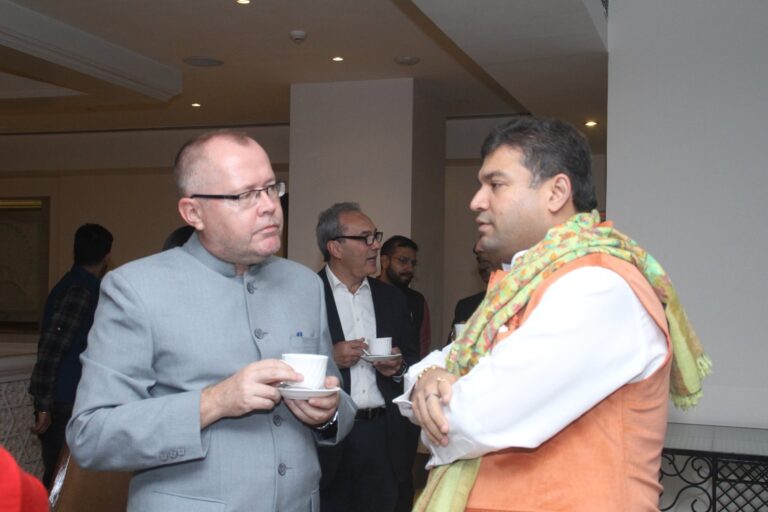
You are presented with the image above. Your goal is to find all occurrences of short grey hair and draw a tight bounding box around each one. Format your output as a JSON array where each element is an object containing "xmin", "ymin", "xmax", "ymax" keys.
[
  {"xmin": 316, "ymin": 202, "xmax": 361, "ymax": 262},
  {"xmin": 173, "ymin": 129, "xmax": 254, "ymax": 197}
]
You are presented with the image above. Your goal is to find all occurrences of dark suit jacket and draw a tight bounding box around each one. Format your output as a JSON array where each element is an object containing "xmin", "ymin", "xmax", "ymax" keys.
[
  {"xmin": 452, "ymin": 290, "xmax": 485, "ymax": 326},
  {"xmin": 318, "ymin": 269, "xmax": 420, "ymax": 486},
  {"xmin": 446, "ymin": 290, "xmax": 486, "ymax": 346}
]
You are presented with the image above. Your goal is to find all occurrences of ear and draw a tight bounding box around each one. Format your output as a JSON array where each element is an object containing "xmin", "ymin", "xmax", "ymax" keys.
[
  {"xmin": 380, "ymin": 254, "xmax": 390, "ymax": 270},
  {"xmin": 544, "ymin": 173, "xmax": 573, "ymax": 214},
  {"xmin": 178, "ymin": 198, "xmax": 204, "ymax": 230},
  {"xmin": 326, "ymin": 239, "xmax": 343, "ymax": 260}
]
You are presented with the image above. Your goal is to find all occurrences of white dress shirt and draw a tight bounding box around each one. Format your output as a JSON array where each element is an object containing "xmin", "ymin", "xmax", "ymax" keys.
[
  {"xmin": 326, "ymin": 266, "xmax": 386, "ymax": 409},
  {"xmin": 394, "ymin": 263, "xmax": 668, "ymax": 468}
]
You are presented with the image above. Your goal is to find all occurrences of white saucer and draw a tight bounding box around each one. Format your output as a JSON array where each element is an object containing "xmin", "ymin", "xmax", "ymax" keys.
[
  {"xmin": 278, "ymin": 386, "xmax": 340, "ymax": 400},
  {"xmin": 361, "ymin": 353, "xmax": 402, "ymax": 363}
]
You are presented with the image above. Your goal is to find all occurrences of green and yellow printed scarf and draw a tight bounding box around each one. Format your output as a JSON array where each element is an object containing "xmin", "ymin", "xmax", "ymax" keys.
[{"xmin": 414, "ymin": 210, "xmax": 711, "ymax": 512}]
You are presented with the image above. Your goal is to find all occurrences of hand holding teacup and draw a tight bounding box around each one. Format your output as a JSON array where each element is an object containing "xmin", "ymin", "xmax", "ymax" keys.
[
  {"xmin": 283, "ymin": 374, "xmax": 341, "ymax": 427},
  {"xmin": 280, "ymin": 353, "xmax": 339, "ymax": 427},
  {"xmin": 332, "ymin": 338, "xmax": 367, "ymax": 368},
  {"xmin": 367, "ymin": 337, "xmax": 401, "ymax": 377}
]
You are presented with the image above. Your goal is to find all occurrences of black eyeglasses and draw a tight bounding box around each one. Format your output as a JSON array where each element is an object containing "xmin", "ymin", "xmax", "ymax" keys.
[
  {"xmin": 190, "ymin": 181, "xmax": 286, "ymax": 208},
  {"xmin": 332, "ymin": 231, "xmax": 383, "ymax": 246}
]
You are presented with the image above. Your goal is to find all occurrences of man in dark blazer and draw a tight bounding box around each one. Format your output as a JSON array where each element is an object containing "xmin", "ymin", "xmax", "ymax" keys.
[
  {"xmin": 447, "ymin": 246, "xmax": 498, "ymax": 345},
  {"xmin": 316, "ymin": 202, "xmax": 420, "ymax": 512},
  {"xmin": 451, "ymin": 291, "xmax": 486, "ymax": 328}
]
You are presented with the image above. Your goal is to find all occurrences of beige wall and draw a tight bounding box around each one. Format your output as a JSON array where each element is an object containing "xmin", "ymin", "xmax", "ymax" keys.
[
  {"xmin": 0, "ymin": 126, "xmax": 289, "ymax": 172},
  {"xmin": 0, "ymin": 170, "xmax": 181, "ymax": 343},
  {"xmin": 409, "ymin": 82, "xmax": 446, "ymax": 351},
  {"xmin": 2, "ymin": 171, "xmax": 180, "ymax": 277}
]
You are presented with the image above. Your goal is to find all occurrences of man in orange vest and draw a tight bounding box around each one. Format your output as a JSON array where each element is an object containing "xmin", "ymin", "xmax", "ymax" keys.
[{"xmin": 395, "ymin": 116, "xmax": 709, "ymax": 511}]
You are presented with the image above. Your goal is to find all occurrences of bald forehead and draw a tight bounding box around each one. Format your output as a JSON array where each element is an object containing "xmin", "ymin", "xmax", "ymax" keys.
[
  {"xmin": 201, "ymin": 133, "xmax": 264, "ymax": 160},
  {"xmin": 176, "ymin": 132, "xmax": 265, "ymax": 196},
  {"xmin": 190, "ymin": 135, "xmax": 271, "ymax": 189}
]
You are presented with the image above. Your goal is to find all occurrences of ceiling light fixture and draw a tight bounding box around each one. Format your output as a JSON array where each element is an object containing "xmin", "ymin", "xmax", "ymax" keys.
[
  {"xmin": 191, "ymin": 103, "xmax": 202, "ymax": 108},
  {"xmin": 236, "ymin": 0, "xmax": 250, "ymax": 4},
  {"xmin": 289, "ymin": 30, "xmax": 307, "ymax": 44},
  {"xmin": 394, "ymin": 55, "xmax": 420, "ymax": 66},
  {"xmin": 331, "ymin": 56, "xmax": 344, "ymax": 62},
  {"xmin": 585, "ymin": 120, "xmax": 598, "ymax": 127}
]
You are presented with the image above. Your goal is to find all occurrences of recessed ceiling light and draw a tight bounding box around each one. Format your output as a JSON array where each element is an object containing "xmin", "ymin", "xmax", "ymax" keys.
[
  {"xmin": 394, "ymin": 55, "xmax": 420, "ymax": 66},
  {"xmin": 182, "ymin": 56, "xmax": 224, "ymax": 67},
  {"xmin": 585, "ymin": 120, "xmax": 598, "ymax": 127},
  {"xmin": 331, "ymin": 56, "xmax": 344, "ymax": 62},
  {"xmin": 191, "ymin": 103, "xmax": 202, "ymax": 108},
  {"xmin": 236, "ymin": 0, "xmax": 250, "ymax": 4},
  {"xmin": 289, "ymin": 30, "xmax": 307, "ymax": 44}
]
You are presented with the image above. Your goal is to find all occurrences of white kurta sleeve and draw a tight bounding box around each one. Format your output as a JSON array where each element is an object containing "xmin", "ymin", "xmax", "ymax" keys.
[
  {"xmin": 393, "ymin": 347, "xmax": 450, "ymax": 421},
  {"xmin": 425, "ymin": 266, "xmax": 668, "ymax": 467}
]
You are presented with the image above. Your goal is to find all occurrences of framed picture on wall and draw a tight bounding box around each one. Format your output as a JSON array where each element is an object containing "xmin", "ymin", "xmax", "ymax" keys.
[{"xmin": 0, "ymin": 198, "xmax": 49, "ymax": 332}]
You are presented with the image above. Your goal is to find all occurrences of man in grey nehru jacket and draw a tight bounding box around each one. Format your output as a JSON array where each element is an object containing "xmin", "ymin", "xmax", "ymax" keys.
[{"xmin": 67, "ymin": 130, "xmax": 355, "ymax": 512}]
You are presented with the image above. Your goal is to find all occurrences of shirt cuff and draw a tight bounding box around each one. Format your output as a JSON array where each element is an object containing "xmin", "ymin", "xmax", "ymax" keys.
[{"xmin": 392, "ymin": 350, "xmax": 446, "ymax": 421}]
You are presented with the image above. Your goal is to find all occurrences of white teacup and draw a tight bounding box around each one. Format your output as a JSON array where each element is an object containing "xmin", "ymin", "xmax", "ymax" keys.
[
  {"xmin": 453, "ymin": 323, "xmax": 467, "ymax": 340},
  {"xmin": 281, "ymin": 353, "xmax": 328, "ymax": 389},
  {"xmin": 367, "ymin": 337, "xmax": 392, "ymax": 356}
]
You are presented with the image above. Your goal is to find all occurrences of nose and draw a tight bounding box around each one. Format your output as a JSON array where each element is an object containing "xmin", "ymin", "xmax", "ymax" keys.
[
  {"xmin": 256, "ymin": 189, "xmax": 279, "ymax": 215},
  {"xmin": 470, "ymin": 186, "xmax": 487, "ymax": 212}
]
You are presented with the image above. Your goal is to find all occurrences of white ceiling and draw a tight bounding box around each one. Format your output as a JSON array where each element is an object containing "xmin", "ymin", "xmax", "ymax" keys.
[{"xmin": 0, "ymin": 0, "xmax": 607, "ymax": 151}]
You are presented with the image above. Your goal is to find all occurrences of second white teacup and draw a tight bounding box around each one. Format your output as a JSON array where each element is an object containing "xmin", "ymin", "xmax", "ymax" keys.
[
  {"xmin": 281, "ymin": 353, "xmax": 327, "ymax": 389},
  {"xmin": 453, "ymin": 323, "xmax": 467, "ymax": 340},
  {"xmin": 367, "ymin": 337, "xmax": 392, "ymax": 356}
]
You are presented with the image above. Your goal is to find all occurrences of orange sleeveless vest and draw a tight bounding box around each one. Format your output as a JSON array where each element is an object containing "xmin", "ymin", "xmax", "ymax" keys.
[{"xmin": 465, "ymin": 253, "xmax": 672, "ymax": 512}]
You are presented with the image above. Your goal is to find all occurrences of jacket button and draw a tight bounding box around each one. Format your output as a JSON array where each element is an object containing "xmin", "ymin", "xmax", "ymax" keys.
[
  {"xmin": 273, "ymin": 415, "xmax": 283, "ymax": 426},
  {"xmin": 246, "ymin": 282, "xmax": 256, "ymax": 294},
  {"xmin": 278, "ymin": 463, "xmax": 287, "ymax": 476},
  {"xmin": 253, "ymin": 328, "xmax": 266, "ymax": 339}
]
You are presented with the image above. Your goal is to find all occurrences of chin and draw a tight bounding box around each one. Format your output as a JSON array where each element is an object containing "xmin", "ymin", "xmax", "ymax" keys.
[{"xmin": 252, "ymin": 240, "xmax": 281, "ymax": 258}]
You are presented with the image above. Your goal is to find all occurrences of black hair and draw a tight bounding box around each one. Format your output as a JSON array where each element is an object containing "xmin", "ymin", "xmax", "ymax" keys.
[
  {"xmin": 380, "ymin": 235, "xmax": 418, "ymax": 257},
  {"xmin": 481, "ymin": 116, "xmax": 597, "ymax": 212},
  {"xmin": 74, "ymin": 224, "xmax": 113, "ymax": 266}
]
